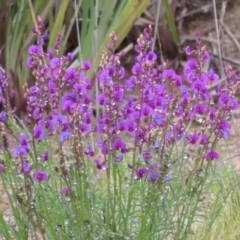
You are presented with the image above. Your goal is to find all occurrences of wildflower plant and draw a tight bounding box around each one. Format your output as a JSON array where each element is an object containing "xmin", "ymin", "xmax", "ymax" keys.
[{"xmin": 0, "ymin": 19, "xmax": 239, "ymax": 239}]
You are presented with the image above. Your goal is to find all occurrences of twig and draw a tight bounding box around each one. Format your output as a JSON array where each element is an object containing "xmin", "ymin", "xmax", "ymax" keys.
[
  {"xmin": 117, "ymin": 43, "xmax": 134, "ymax": 55},
  {"xmin": 212, "ymin": 0, "xmax": 225, "ymax": 79},
  {"xmin": 181, "ymin": 36, "xmax": 219, "ymax": 45},
  {"xmin": 176, "ymin": 3, "xmax": 213, "ymax": 21},
  {"xmin": 219, "ymin": 21, "xmax": 240, "ymax": 55},
  {"xmin": 152, "ymin": 0, "xmax": 161, "ymax": 52},
  {"xmin": 210, "ymin": 52, "xmax": 240, "ymax": 65}
]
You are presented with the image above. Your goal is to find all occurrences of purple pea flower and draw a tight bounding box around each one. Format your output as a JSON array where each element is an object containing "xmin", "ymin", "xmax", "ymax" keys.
[
  {"xmin": 187, "ymin": 133, "xmax": 199, "ymax": 144},
  {"xmin": 41, "ymin": 150, "xmax": 50, "ymax": 161},
  {"xmin": 142, "ymin": 104, "xmax": 153, "ymax": 117},
  {"xmin": 22, "ymin": 161, "xmax": 32, "ymax": 173},
  {"xmin": 33, "ymin": 171, "xmax": 49, "ymax": 182},
  {"xmin": 184, "ymin": 59, "xmax": 199, "ymax": 76},
  {"xmin": 175, "ymin": 75, "xmax": 182, "ymax": 86},
  {"xmin": 112, "ymin": 138, "xmax": 126, "ymax": 153},
  {"xmin": 0, "ymin": 164, "xmax": 4, "ymax": 173},
  {"xmin": 115, "ymin": 155, "xmax": 123, "ymax": 162},
  {"xmin": 67, "ymin": 52, "xmax": 73, "ymax": 61},
  {"xmin": 194, "ymin": 103, "xmax": 208, "ymax": 115},
  {"xmin": 61, "ymin": 186, "xmax": 69, "ymax": 195},
  {"xmin": 209, "ymin": 107, "xmax": 217, "ymax": 120},
  {"xmin": 27, "ymin": 56, "xmax": 35, "ymax": 68},
  {"xmin": 200, "ymin": 133, "xmax": 208, "ymax": 145},
  {"xmin": 217, "ymin": 119, "xmax": 230, "ymax": 138},
  {"xmin": 147, "ymin": 164, "xmax": 160, "ymax": 182},
  {"xmin": 84, "ymin": 145, "xmax": 94, "ymax": 157},
  {"xmin": 95, "ymin": 159, "xmax": 106, "ymax": 170},
  {"xmin": 136, "ymin": 168, "xmax": 147, "ymax": 179},
  {"xmin": 99, "ymin": 70, "xmax": 112, "ymax": 85},
  {"xmin": 185, "ymin": 46, "xmax": 192, "ymax": 55},
  {"xmin": 205, "ymin": 150, "xmax": 219, "ymax": 161},
  {"xmin": 33, "ymin": 124, "xmax": 45, "ymax": 141},
  {"xmin": 142, "ymin": 151, "xmax": 152, "ymax": 161},
  {"xmin": 132, "ymin": 63, "xmax": 141, "ymax": 75},
  {"xmin": 13, "ymin": 146, "xmax": 28, "ymax": 158},
  {"xmin": 126, "ymin": 120, "xmax": 136, "ymax": 133},
  {"xmin": 50, "ymin": 58, "xmax": 63, "ymax": 69},
  {"xmin": 28, "ymin": 45, "xmax": 42, "ymax": 56},
  {"xmin": 191, "ymin": 80, "xmax": 205, "ymax": 93},
  {"xmin": 201, "ymin": 50, "xmax": 211, "ymax": 62},
  {"xmin": 0, "ymin": 111, "xmax": 7, "ymax": 122},
  {"xmin": 218, "ymin": 93, "xmax": 237, "ymax": 111},
  {"xmin": 98, "ymin": 94, "xmax": 106, "ymax": 105},
  {"xmin": 59, "ymin": 131, "xmax": 72, "ymax": 143},
  {"xmin": 82, "ymin": 60, "xmax": 91, "ymax": 71},
  {"xmin": 146, "ymin": 51, "xmax": 157, "ymax": 61},
  {"xmin": 163, "ymin": 69, "xmax": 176, "ymax": 80},
  {"xmin": 208, "ymin": 69, "xmax": 219, "ymax": 82}
]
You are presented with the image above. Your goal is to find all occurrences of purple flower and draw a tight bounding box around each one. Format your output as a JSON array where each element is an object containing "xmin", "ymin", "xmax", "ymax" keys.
[
  {"xmin": 115, "ymin": 155, "xmax": 123, "ymax": 162},
  {"xmin": 33, "ymin": 171, "xmax": 49, "ymax": 182},
  {"xmin": 28, "ymin": 45, "xmax": 42, "ymax": 56},
  {"xmin": 184, "ymin": 59, "xmax": 199, "ymax": 76},
  {"xmin": 50, "ymin": 58, "xmax": 63, "ymax": 69},
  {"xmin": 113, "ymin": 89, "xmax": 124, "ymax": 102},
  {"xmin": 200, "ymin": 133, "xmax": 208, "ymax": 145},
  {"xmin": 47, "ymin": 48, "xmax": 53, "ymax": 59},
  {"xmin": 142, "ymin": 104, "xmax": 153, "ymax": 117},
  {"xmin": 185, "ymin": 46, "xmax": 192, "ymax": 55},
  {"xmin": 67, "ymin": 52, "xmax": 73, "ymax": 61},
  {"xmin": 0, "ymin": 164, "xmax": 4, "ymax": 173},
  {"xmin": 194, "ymin": 103, "xmax": 208, "ymax": 114},
  {"xmin": 22, "ymin": 161, "xmax": 32, "ymax": 173},
  {"xmin": 136, "ymin": 168, "xmax": 147, "ymax": 179},
  {"xmin": 132, "ymin": 63, "xmax": 141, "ymax": 75},
  {"xmin": 41, "ymin": 150, "xmax": 50, "ymax": 161},
  {"xmin": 0, "ymin": 111, "xmax": 7, "ymax": 122},
  {"xmin": 107, "ymin": 66, "xmax": 116, "ymax": 76},
  {"xmin": 191, "ymin": 80, "xmax": 205, "ymax": 93},
  {"xmin": 142, "ymin": 151, "xmax": 152, "ymax": 161},
  {"xmin": 201, "ymin": 50, "xmax": 211, "ymax": 62},
  {"xmin": 208, "ymin": 69, "xmax": 219, "ymax": 82},
  {"xmin": 146, "ymin": 51, "xmax": 157, "ymax": 61},
  {"xmin": 187, "ymin": 133, "xmax": 199, "ymax": 144},
  {"xmin": 73, "ymin": 83, "xmax": 87, "ymax": 95},
  {"xmin": 59, "ymin": 131, "xmax": 72, "ymax": 143},
  {"xmin": 99, "ymin": 70, "xmax": 112, "ymax": 85},
  {"xmin": 175, "ymin": 75, "xmax": 182, "ymax": 86},
  {"xmin": 118, "ymin": 66, "xmax": 126, "ymax": 79},
  {"xmin": 33, "ymin": 107, "xmax": 42, "ymax": 120},
  {"xmin": 97, "ymin": 139, "xmax": 108, "ymax": 155},
  {"xmin": 95, "ymin": 159, "xmax": 106, "ymax": 170},
  {"xmin": 13, "ymin": 146, "xmax": 28, "ymax": 158},
  {"xmin": 126, "ymin": 120, "xmax": 136, "ymax": 133},
  {"xmin": 29, "ymin": 86, "xmax": 39, "ymax": 95},
  {"xmin": 98, "ymin": 94, "xmax": 106, "ymax": 105},
  {"xmin": 209, "ymin": 107, "xmax": 217, "ymax": 120},
  {"xmin": 163, "ymin": 69, "xmax": 176, "ymax": 80},
  {"xmin": 147, "ymin": 164, "xmax": 160, "ymax": 182},
  {"xmin": 84, "ymin": 145, "xmax": 94, "ymax": 157},
  {"xmin": 27, "ymin": 56, "xmax": 35, "ymax": 68},
  {"xmin": 205, "ymin": 150, "xmax": 219, "ymax": 161},
  {"xmin": 82, "ymin": 60, "xmax": 91, "ymax": 71},
  {"xmin": 217, "ymin": 119, "xmax": 230, "ymax": 138},
  {"xmin": 33, "ymin": 125, "xmax": 45, "ymax": 141},
  {"xmin": 112, "ymin": 138, "xmax": 126, "ymax": 153},
  {"xmin": 61, "ymin": 186, "xmax": 69, "ymax": 195},
  {"xmin": 218, "ymin": 93, "xmax": 237, "ymax": 111},
  {"xmin": 154, "ymin": 113, "xmax": 165, "ymax": 126}
]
